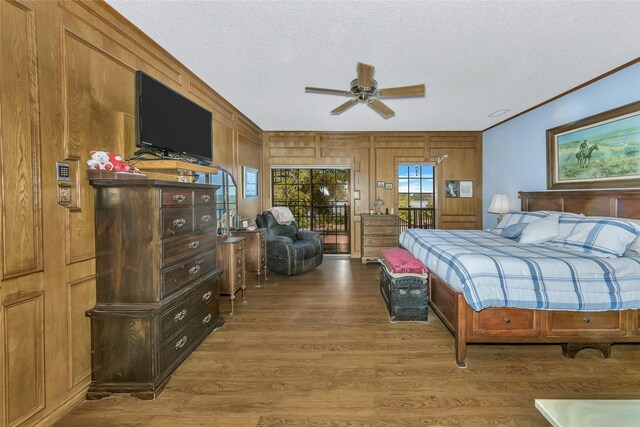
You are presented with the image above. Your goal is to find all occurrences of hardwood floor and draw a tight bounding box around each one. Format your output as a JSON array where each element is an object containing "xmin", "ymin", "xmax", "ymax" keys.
[{"xmin": 57, "ymin": 258, "xmax": 640, "ymax": 426}]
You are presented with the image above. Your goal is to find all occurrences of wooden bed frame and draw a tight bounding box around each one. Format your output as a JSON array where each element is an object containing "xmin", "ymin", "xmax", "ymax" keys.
[{"xmin": 427, "ymin": 190, "xmax": 640, "ymax": 367}]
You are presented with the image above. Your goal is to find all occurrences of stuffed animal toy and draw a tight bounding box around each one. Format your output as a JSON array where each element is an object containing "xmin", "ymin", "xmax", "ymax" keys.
[
  {"xmin": 86, "ymin": 151, "xmax": 141, "ymax": 173},
  {"xmin": 87, "ymin": 151, "xmax": 113, "ymax": 170},
  {"xmin": 109, "ymin": 153, "xmax": 130, "ymax": 172}
]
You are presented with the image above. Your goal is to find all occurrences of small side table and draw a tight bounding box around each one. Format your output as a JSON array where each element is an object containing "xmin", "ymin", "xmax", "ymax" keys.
[
  {"xmin": 216, "ymin": 236, "xmax": 246, "ymax": 315},
  {"xmin": 231, "ymin": 228, "xmax": 267, "ymax": 287}
]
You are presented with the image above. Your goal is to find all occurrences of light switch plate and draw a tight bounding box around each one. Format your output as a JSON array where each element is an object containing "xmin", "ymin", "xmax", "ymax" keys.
[
  {"xmin": 58, "ymin": 184, "xmax": 72, "ymax": 205},
  {"xmin": 56, "ymin": 162, "xmax": 70, "ymax": 181}
]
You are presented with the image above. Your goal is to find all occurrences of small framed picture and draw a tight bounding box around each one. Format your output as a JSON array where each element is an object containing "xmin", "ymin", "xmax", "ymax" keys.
[
  {"xmin": 385, "ymin": 183, "xmax": 393, "ymax": 190},
  {"xmin": 376, "ymin": 181, "xmax": 385, "ymax": 188},
  {"xmin": 242, "ymin": 220, "xmax": 249, "ymax": 229},
  {"xmin": 445, "ymin": 180, "xmax": 459, "ymax": 198},
  {"xmin": 243, "ymin": 166, "xmax": 258, "ymax": 198},
  {"xmin": 459, "ymin": 180, "xmax": 473, "ymax": 198}
]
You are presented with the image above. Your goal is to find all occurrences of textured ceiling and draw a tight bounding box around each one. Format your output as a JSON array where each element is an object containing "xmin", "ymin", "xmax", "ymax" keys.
[{"xmin": 107, "ymin": 1, "xmax": 640, "ymax": 131}]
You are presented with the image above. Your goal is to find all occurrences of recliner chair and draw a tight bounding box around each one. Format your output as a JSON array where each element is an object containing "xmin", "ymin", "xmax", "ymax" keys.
[{"xmin": 255, "ymin": 211, "xmax": 323, "ymax": 276}]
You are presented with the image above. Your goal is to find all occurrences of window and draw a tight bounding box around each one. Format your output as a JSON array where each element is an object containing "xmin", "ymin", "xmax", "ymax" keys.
[
  {"xmin": 397, "ymin": 163, "xmax": 435, "ymax": 229},
  {"xmin": 271, "ymin": 168, "xmax": 350, "ymax": 254}
]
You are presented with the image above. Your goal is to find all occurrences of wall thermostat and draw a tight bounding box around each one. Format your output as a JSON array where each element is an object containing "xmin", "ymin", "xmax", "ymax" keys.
[{"xmin": 56, "ymin": 162, "xmax": 70, "ymax": 181}]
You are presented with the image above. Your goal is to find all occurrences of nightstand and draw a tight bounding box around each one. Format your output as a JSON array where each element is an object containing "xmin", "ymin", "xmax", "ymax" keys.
[
  {"xmin": 216, "ymin": 236, "xmax": 246, "ymax": 314},
  {"xmin": 231, "ymin": 228, "xmax": 267, "ymax": 287}
]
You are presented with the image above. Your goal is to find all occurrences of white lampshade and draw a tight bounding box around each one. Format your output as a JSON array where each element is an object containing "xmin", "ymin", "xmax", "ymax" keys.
[{"xmin": 488, "ymin": 193, "xmax": 512, "ymax": 214}]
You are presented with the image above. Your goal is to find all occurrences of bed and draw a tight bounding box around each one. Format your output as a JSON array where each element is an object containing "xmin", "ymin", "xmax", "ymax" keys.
[{"xmin": 400, "ymin": 190, "xmax": 640, "ymax": 367}]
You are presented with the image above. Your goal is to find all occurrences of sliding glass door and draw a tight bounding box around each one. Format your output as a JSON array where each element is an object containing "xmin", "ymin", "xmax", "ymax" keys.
[{"xmin": 271, "ymin": 168, "xmax": 350, "ymax": 254}]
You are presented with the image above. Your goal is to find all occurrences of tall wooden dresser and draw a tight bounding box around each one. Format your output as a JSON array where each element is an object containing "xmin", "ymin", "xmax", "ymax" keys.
[
  {"xmin": 360, "ymin": 214, "xmax": 400, "ymax": 263},
  {"xmin": 87, "ymin": 179, "xmax": 224, "ymax": 400},
  {"xmin": 231, "ymin": 228, "xmax": 267, "ymax": 286}
]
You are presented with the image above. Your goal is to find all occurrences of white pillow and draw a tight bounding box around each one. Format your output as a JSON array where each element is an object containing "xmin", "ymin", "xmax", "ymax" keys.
[
  {"xmin": 550, "ymin": 216, "xmax": 640, "ymax": 258},
  {"xmin": 491, "ymin": 211, "xmax": 549, "ymax": 236},
  {"xmin": 519, "ymin": 215, "xmax": 560, "ymax": 244},
  {"xmin": 625, "ymin": 218, "xmax": 640, "ymax": 255}
]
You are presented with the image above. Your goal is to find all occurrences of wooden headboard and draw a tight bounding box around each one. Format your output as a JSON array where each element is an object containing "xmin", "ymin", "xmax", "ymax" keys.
[{"xmin": 519, "ymin": 190, "xmax": 640, "ymax": 220}]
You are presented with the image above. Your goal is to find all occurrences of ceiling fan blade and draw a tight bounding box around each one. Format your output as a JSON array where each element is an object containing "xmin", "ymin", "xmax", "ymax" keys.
[
  {"xmin": 330, "ymin": 99, "xmax": 359, "ymax": 115},
  {"xmin": 356, "ymin": 62, "xmax": 374, "ymax": 89},
  {"xmin": 367, "ymin": 99, "xmax": 395, "ymax": 118},
  {"xmin": 305, "ymin": 87, "xmax": 352, "ymax": 96},
  {"xmin": 378, "ymin": 84, "xmax": 426, "ymax": 97}
]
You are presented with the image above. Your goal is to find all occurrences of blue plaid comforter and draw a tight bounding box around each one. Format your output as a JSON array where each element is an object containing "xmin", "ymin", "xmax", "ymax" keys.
[{"xmin": 400, "ymin": 229, "xmax": 640, "ymax": 311}]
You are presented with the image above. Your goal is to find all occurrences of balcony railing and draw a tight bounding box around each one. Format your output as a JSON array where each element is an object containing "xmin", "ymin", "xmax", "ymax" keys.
[{"xmin": 398, "ymin": 207, "xmax": 435, "ymax": 232}]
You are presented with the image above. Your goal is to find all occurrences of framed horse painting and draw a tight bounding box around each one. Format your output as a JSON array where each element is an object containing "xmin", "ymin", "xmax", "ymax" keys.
[{"xmin": 546, "ymin": 100, "xmax": 640, "ymax": 190}]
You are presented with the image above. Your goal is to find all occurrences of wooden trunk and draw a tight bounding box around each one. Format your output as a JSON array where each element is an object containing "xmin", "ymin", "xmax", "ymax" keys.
[{"xmin": 379, "ymin": 261, "xmax": 429, "ymax": 322}]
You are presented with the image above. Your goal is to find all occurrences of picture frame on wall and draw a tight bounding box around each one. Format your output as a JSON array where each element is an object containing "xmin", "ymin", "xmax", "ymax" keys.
[
  {"xmin": 445, "ymin": 180, "xmax": 459, "ymax": 198},
  {"xmin": 546, "ymin": 101, "xmax": 640, "ymax": 190},
  {"xmin": 459, "ymin": 180, "xmax": 473, "ymax": 198},
  {"xmin": 376, "ymin": 181, "xmax": 385, "ymax": 188},
  {"xmin": 385, "ymin": 183, "xmax": 393, "ymax": 190},
  {"xmin": 243, "ymin": 166, "xmax": 259, "ymax": 198}
]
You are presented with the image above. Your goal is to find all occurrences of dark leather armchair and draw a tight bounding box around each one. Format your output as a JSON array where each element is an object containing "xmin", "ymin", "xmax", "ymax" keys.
[{"xmin": 255, "ymin": 211, "xmax": 323, "ymax": 276}]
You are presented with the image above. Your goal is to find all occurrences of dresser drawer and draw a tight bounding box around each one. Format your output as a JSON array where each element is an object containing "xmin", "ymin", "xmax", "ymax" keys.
[
  {"xmin": 189, "ymin": 276, "xmax": 220, "ymax": 313},
  {"xmin": 194, "ymin": 189, "xmax": 215, "ymax": 205},
  {"xmin": 362, "ymin": 216, "xmax": 398, "ymax": 226},
  {"xmin": 161, "ymin": 207, "xmax": 193, "ymax": 237},
  {"xmin": 194, "ymin": 206, "xmax": 215, "ymax": 231},
  {"xmin": 362, "ymin": 247, "xmax": 397, "ymax": 258},
  {"xmin": 162, "ymin": 232, "xmax": 216, "ymax": 267},
  {"xmin": 471, "ymin": 308, "xmax": 540, "ymax": 337},
  {"xmin": 159, "ymin": 277, "xmax": 219, "ymax": 339},
  {"xmin": 363, "ymin": 226, "xmax": 398, "ymax": 236},
  {"xmin": 546, "ymin": 311, "xmax": 626, "ymax": 336},
  {"xmin": 160, "ymin": 304, "xmax": 219, "ymax": 374},
  {"xmin": 161, "ymin": 250, "xmax": 216, "ymax": 297},
  {"xmin": 363, "ymin": 236, "xmax": 398, "ymax": 247},
  {"xmin": 162, "ymin": 189, "xmax": 193, "ymax": 207}
]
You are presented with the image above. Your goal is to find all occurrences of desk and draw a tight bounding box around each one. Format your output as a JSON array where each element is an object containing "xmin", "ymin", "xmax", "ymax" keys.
[{"xmin": 535, "ymin": 399, "xmax": 640, "ymax": 427}]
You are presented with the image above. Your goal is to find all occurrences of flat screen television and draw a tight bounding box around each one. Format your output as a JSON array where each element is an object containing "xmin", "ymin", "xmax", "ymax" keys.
[{"xmin": 136, "ymin": 70, "xmax": 213, "ymax": 161}]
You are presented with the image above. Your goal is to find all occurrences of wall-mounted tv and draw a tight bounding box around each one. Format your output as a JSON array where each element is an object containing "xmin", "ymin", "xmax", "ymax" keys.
[{"xmin": 136, "ymin": 71, "xmax": 213, "ymax": 161}]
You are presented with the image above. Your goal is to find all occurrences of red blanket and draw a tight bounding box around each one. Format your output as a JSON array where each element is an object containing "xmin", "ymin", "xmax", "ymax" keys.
[{"xmin": 380, "ymin": 248, "xmax": 428, "ymax": 274}]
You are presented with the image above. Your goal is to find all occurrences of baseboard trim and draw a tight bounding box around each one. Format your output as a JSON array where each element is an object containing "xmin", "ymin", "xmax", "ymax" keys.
[{"xmin": 34, "ymin": 385, "xmax": 88, "ymax": 427}]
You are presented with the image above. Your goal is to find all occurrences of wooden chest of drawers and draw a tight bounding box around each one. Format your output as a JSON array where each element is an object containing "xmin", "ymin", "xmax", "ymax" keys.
[
  {"xmin": 217, "ymin": 236, "xmax": 246, "ymax": 314},
  {"xmin": 361, "ymin": 214, "xmax": 400, "ymax": 263},
  {"xmin": 231, "ymin": 228, "xmax": 267, "ymax": 286},
  {"xmin": 87, "ymin": 179, "xmax": 224, "ymax": 400}
]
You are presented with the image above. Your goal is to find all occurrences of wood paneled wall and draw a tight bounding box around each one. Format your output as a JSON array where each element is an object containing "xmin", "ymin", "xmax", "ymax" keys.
[
  {"xmin": 263, "ymin": 131, "xmax": 483, "ymax": 257},
  {"xmin": 0, "ymin": 1, "xmax": 261, "ymax": 425}
]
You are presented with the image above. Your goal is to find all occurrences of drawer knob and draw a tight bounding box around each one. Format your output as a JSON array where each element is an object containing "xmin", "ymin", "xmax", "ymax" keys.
[
  {"xmin": 172, "ymin": 218, "xmax": 186, "ymax": 228},
  {"xmin": 410, "ymin": 290, "xmax": 421, "ymax": 295},
  {"xmin": 172, "ymin": 194, "xmax": 186, "ymax": 203},
  {"xmin": 237, "ymin": 273, "xmax": 242, "ymax": 279},
  {"xmin": 174, "ymin": 309, "xmax": 187, "ymax": 322},
  {"xmin": 175, "ymin": 336, "xmax": 188, "ymax": 349},
  {"xmin": 399, "ymin": 289, "xmax": 406, "ymax": 295},
  {"xmin": 237, "ymin": 258, "xmax": 242, "ymax": 265},
  {"xmin": 504, "ymin": 317, "xmax": 511, "ymax": 324},
  {"xmin": 188, "ymin": 240, "xmax": 200, "ymax": 249},
  {"xmin": 237, "ymin": 245, "xmax": 243, "ymax": 251},
  {"xmin": 201, "ymin": 194, "xmax": 211, "ymax": 202},
  {"xmin": 582, "ymin": 317, "xmax": 591, "ymax": 323},
  {"xmin": 189, "ymin": 265, "xmax": 200, "ymax": 275},
  {"xmin": 202, "ymin": 291, "xmax": 212, "ymax": 301},
  {"xmin": 201, "ymin": 214, "xmax": 211, "ymax": 223},
  {"xmin": 202, "ymin": 314, "xmax": 212, "ymax": 324}
]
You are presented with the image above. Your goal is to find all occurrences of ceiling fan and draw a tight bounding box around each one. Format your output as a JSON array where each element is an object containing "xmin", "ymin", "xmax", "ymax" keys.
[{"xmin": 305, "ymin": 62, "xmax": 425, "ymax": 119}]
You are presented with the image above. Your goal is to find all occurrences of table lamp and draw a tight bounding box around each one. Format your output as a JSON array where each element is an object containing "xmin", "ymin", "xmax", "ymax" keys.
[
  {"xmin": 374, "ymin": 198, "xmax": 385, "ymax": 214},
  {"xmin": 488, "ymin": 193, "xmax": 512, "ymax": 224}
]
